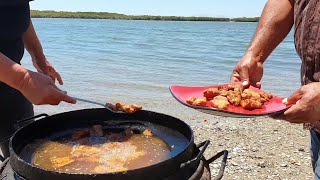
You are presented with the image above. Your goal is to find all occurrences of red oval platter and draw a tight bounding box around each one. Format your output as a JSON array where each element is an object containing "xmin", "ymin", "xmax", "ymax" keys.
[{"xmin": 169, "ymin": 84, "xmax": 290, "ymax": 118}]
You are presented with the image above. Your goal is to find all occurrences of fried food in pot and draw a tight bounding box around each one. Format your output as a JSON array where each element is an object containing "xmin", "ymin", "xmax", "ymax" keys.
[
  {"xmin": 94, "ymin": 165, "xmax": 128, "ymax": 174},
  {"xmin": 71, "ymin": 145, "xmax": 101, "ymax": 158},
  {"xmin": 143, "ymin": 129, "xmax": 153, "ymax": 136},
  {"xmin": 32, "ymin": 124, "xmax": 170, "ymax": 174},
  {"xmin": 50, "ymin": 157, "xmax": 74, "ymax": 169}
]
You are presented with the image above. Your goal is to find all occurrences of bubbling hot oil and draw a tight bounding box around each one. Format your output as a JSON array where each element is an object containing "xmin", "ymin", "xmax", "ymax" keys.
[{"xmin": 31, "ymin": 128, "xmax": 171, "ymax": 174}]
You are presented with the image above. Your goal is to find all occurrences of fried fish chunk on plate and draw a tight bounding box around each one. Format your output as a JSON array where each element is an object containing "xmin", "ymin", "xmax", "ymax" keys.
[
  {"xmin": 169, "ymin": 84, "xmax": 290, "ymax": 118},
  {"xmin": 186, "ymin": 97, "xmax": 207, "ymax": 107},
  {"xmin": 211, "ymin": 96, "xmax": 230, "ymax": 110},
  {"xmin": 203, "ymin": 88, "xmax": 220, "ymax": 99}
]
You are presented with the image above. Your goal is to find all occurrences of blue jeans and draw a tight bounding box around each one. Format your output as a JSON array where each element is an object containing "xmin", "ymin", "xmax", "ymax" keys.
[{"xmin": 311, "ymin": 130, "xmax": 320, "ymax": 179}]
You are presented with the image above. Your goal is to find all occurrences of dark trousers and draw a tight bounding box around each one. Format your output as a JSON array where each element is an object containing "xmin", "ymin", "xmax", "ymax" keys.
[
  {"xmin": 310, "ymin": 130, "xmax": 320, "ymax": 180},
  {"xmin": 0, "ymin": 82, "xmax": 34, "ymax": 158}
]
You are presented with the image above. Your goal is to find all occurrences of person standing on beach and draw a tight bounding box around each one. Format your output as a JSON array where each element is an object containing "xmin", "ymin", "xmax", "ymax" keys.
[
  {"xmin": 0, "ymin": 1, "xmax": 76, "ymax": 159},
  {"xmin": 230, "ymin": 0, "xmax": 320, "ymax": 178}
]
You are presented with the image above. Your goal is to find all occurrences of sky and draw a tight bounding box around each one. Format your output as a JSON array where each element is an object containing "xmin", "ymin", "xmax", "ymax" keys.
[{"xmin": 30, "ymin": 0, "xmax": 268, "ymax": 18}]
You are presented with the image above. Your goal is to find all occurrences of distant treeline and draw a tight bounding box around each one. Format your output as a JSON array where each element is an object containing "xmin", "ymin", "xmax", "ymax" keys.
[{"xmin": 30, "ymin": 10, "xmax": 260, "ymax": 22}]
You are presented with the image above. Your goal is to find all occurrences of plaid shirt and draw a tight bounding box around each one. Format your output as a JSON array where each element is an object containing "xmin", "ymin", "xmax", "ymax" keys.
[{"xmin": 294, "ymin": 0, "xmax": 320, "ymax": 131}]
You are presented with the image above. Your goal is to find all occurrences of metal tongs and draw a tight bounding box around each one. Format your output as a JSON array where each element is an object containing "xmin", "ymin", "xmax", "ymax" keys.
[{"xmin": 73, "ymin": 97, "xmax": 125, "ymax": 113}]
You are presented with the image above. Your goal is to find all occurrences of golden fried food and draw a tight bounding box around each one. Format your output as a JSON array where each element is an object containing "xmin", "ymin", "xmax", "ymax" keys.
[
  {"xmin": 186, "ymin": 97, "xmax": 196, "ymax": 105},
  {"xmin": 193, "ymin": 97, "xmax": 207, "ymax": 106},
  {"xmin": 94, "ymin": 165, "xmax": 128, "ymax": 173},
  {"xmin": 143, "ymin": 129, "xmax": 153, "ymax": 136},
  {"xmin": 240, "ymin": 89, "xmax": 263, "ymax": 109},
  {"xmin": 128, "ymin": 151, "xmax": 146, "ymax": 161},
  {"xmin": 186, "ymin": 83, "xmax": 273, "ymax": 110},
  {"xmin": 203, "ymin": 88, "xmax": 220, "ymax": 99},
  {"xmin": 259, "ymin": 91, "xmax": 273, "ymax": 103},
  {"xmin": 219, "ymin": 89, "xmax": 229, "ymax": 97},
  {"xmin": 32, "ymin": 125, "xmax": 170, "ymax": 174},
  {"xmin": 241, "ymin": 89, "xmax": 261, "ymax": 99},
  {"xmin": 78, "ymin": 156, "xmax": 100, "ymax": 163},
  {"xmin": 186, "ymin": 97, "xmax": 207, "ymax": 106},
  {"xmin": 227, "ymin": 91, "xmax": 242, "ymax": 106},
  {"xmin": 71, "ymin": 145, "xmax": 101, "ymax": 157},
  {"xmin": 51, "ymin": 157, "xmax": 74, "ymax": 169},
  {"xmin": 114, "ymin": 102, "xmax": 142, "ymax": 113},
  {"xmin": 94, "ymin": 165, "xmax": 107, "ymax": 173},
  {"xmin": 240, "ymin": 98, "xmax": 262, "ymax": 109},
  {"xmin": 115, "ymin": 102, "xmax": 125, "ymax": 110},
  {"xmin": 211, "ymin": 96, "xmax": 230, "ymax": 110},
  {"xmin": 218, "ymin": 85, "xmax": 229, "ymax": 91},
  {"xmin": 227, "ymin": 84, "xmax": 244, "ymax": 92}
]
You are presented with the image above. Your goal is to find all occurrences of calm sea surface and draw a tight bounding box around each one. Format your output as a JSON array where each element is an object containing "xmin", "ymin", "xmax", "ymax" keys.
[{"xmin": 23, "ymin": 19, "xmax": 301, "ymax": 121}]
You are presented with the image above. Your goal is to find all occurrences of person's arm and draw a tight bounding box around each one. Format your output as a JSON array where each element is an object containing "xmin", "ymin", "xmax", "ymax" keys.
[
  {"xmin": 245, "ymin": 0, "xmax": 294, "ymax": 63},
  {"xmin": 0, "ymin": 53, "xmax": 75, "ymax": 105},
  {"xmin": 0, "ymin": 53, "xmax": 28, "ymax": 90},
  {"xmin": 231, "ymin": 0, "xmax": 294, "ymax": 87},
  {"xmin": 23, "ymin": 19, "xmax": 63, "ymax": 85}
]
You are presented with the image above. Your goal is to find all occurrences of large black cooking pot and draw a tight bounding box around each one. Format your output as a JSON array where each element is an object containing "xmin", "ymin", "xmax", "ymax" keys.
[{"xmin": 8, "ymin": 108, "xmax": 225, "ymax": 180}]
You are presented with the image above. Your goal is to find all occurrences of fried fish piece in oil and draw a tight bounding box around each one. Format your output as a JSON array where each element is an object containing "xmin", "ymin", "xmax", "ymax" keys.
[
  {"xmin": 71, "ymin": 145, "xmax": 101, "ymax": 158},
  {"xmin": 143, "ymin": 129, "xmax": 153, "ymax": 136},
  {"xmin": 50, "ymin": 157, "xmax": 74, "ymax": 169}
]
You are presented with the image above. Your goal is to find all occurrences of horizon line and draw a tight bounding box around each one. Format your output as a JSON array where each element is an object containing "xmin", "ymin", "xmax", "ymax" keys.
[{"xmin": 30, "ymin": 9, "xmax": 260, "ymax": 19}]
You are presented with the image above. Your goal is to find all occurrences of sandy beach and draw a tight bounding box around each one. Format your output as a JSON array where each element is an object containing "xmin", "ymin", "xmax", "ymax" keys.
[{"xmin": 192, "ymin": 116, "xmax": 313, "ymax": 179}]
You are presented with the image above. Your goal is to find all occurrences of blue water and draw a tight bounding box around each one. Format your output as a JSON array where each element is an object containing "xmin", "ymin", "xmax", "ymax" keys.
[{"xmin": 22, "ymin": 19, "xmax": 301, "ymax": 120}]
